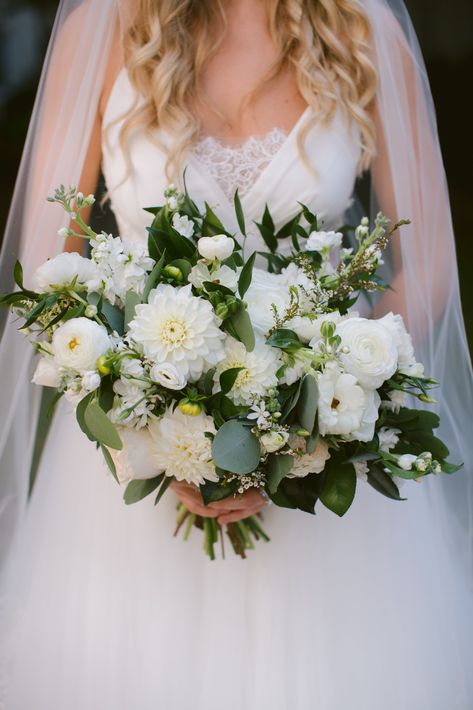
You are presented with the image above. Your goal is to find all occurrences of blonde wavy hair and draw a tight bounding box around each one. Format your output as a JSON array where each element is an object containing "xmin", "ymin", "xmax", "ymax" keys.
[{"xmin": 119, "ymin": 0, "xmax": 378, "ymax": 182}]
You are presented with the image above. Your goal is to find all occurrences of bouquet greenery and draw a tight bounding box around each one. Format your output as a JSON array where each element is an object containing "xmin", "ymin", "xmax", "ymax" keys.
[{"xmin": 1, "ymin": 182, "xmax": 461, "ymax": 558}]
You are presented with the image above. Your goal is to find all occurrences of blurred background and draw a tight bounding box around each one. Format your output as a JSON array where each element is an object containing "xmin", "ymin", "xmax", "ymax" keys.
[{"xmin": 0, "ymin": 0, "xmax": 472, "ymax": 346}]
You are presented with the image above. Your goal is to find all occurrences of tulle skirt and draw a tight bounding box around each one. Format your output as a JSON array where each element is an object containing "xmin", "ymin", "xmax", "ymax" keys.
[{"xmin": 1, "ymin": 399, "xmax": 472, "ymax": 710}]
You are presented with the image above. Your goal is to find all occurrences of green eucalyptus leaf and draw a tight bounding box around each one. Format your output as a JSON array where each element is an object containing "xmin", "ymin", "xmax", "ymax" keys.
[
  {"xmin": 101, "ymin": 444, "xmax": 119, "ymax": 483},
  {"xmin": 84, "ymin": 400, "xmax": 123, "ymax": 450},
  {"xmin": 124, "ymin": 290, "xmax": 142, "ymax": 329},
  {"xmin": 75, "ymin": 392, "xmax": 96, "ymax": 442},
  {"xmin": 225, "ymin": 302, "xmax": 255, "ymax": 352},
  {"xmin": 211, "ymin": 419, "xmax": 261, "ymax": 474},
  {"xmin": 124, "ymin": 473, "xmax": 164, "ymax": 505},
  {"xmin": 296, "ymin": 373, "xmax": 319, "ymax": 434},
  {"xmin": 267, "ymin": 453, "xmax": 294, "ymax": 494},
  {"xmin": 101, "ymin": 301, "xmax": 124, "ymax": 335}
]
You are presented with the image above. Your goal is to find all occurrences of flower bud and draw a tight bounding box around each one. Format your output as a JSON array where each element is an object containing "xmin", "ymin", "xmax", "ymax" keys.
[
  {"xmin": 163, "ymin": 265, "xmax": 183, "ymax": 282},
  {"xmin": 85, "ymin": 304, "xmax": 98, "ymax": 318},
  {"xmin": 97, "ymin": 355, "xmax": 112, "ymax": 375},
  {"xmin": 58, "ymin": 227, "xmax": 71, "ymax": 238},
  {"xmin": 178, "ymin": 400, "xmax": 202, "ymax": 416},
  {"xmin": 197, "ymin": 234, "xmax": 235, "ymax": 261},
  {"xmin": 215, "ymin": 303, "xmax": 229, "ymax": 320}
]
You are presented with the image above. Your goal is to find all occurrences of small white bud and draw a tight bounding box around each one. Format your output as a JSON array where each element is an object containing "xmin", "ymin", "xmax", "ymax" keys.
[
  {"xmin": 58, "ymin": 227, "xmax": 70, "ymax": 238},
  {"xmin": 361, "ymin": 216, "xmax": 369, "ymax": 227},
  {"xmin": 85, "ymin": 305, "xmax": 98, "ymax": 318}
]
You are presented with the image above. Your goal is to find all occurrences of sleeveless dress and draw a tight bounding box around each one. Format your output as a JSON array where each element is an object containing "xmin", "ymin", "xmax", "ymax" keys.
[{"xmin": 1, "ymin": 68, "xmax": 473, "ymax": 710}]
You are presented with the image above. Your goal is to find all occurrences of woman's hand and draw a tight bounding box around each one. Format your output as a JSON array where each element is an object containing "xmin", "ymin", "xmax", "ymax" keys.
[{"xmin": 170, "ymin": 480, "xmax": 268, "ymax": 525}]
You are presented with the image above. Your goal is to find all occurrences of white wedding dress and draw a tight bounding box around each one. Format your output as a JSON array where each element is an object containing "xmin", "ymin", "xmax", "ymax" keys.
[{"xmin": 1, "ymin": 68, "xmax": 473, "ymax": 710}]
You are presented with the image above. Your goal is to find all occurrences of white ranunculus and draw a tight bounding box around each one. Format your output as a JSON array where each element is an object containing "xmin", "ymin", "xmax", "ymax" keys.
[
  {"xmin": 336, "ymin": 317, "xmax": 398, "ymax": 390},
  {"xmin": 397, "ymin": 453, "xmax": 417, "ymax": 471},
  {"xmin": 172, "ymin": 213, "xmax": 194, "ymax": 238},
  {"xmin": 128, "ymin": 284, "xmax": 226, "ymax": 381},
  {"xmin": 378, "ymin": 312, "xmax": 415, "ymax": 368},
  {"xmin": 378, "ymin": 426, "xmax": 401, "ymax": 453},
  {"xmin": 150, "ymin": 363, "xmax": 187, "ymax": 390},
  {"xmin": 52, "ymin": 318, "xmax": 111, "ymax": 374},
  {"xmin": 245, "ymin": 268, "xmax": 291, "ymax": 334},
  {"xmin": 213, "ymin": 336, "xmax": 281, "ymax": 406},
  {"xmin": 349, "ymin": 389, "xmax": 380, "ymax": 442},
  {"xmin": 287, "ymin": 437, "xmax": 330, "ymax": 478},
  {"xmin": 33, "ymin": 252, "xmax": 100, "ymax": 293},
  {"xmin": 260, "ymin": 430, "xmax": 289, "ymax": 453},
  {"xmin": 197, "ymin": 234, "xmax": 235, "ymax": 261},
  {"xmin": 82, "ymin": 370, "xmax": 101, "ymax": 392},
  {"xmin": 188, "ymin": 261, "xmax": 239, "ymax": 291},
  {"xmin": 317, "ymin": 362, "xmax": 367, "ymax": 438},
  {"xmin": 148, "ymin": 408, "xmax": 218, "ymax": 486},
  {"xmin": 109, "ymin": 426, "xmax": 161, "ymax": 484},
  {"xmin": 305, "ymin": 230, "xmax": 342, "ymax": 253},
  {"xmin": 32, "ymin": 356, "xmax": 61, "ymax": 388}
]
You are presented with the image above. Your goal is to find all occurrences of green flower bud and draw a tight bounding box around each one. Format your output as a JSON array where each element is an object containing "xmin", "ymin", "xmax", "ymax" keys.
[{"xmin": 163, "ymin": 265, "xmax": 183, "ymax": 282}]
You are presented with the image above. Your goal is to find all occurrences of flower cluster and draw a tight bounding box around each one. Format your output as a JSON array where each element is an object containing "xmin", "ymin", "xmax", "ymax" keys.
[{"xmin": 2, "ymin": 183, "xmax": 460, "ymax": 559}]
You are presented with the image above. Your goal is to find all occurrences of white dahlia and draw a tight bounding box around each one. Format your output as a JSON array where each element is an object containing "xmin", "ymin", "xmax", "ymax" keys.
[
  {"xmin": 148, "ymin": 408, "xmax": 218, "ymax": 485},
  {"xmin": 128, "ymin": 284, "xmax": 226, "ymax": 381},
  {"xmin": 213, "ymin": 336, "xmax": 281, "ymax": 406}
]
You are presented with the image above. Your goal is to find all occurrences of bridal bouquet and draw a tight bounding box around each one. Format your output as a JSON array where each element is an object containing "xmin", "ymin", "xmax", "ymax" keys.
[{"xmin": 1, "ymin": 183, "xmax": 461, "ymax": 558}]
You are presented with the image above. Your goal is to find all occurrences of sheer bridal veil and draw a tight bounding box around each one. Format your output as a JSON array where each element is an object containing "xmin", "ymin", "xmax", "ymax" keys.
[{"xmin": 0, "ymin": 0, "xmax": 472, "ymax": 587}]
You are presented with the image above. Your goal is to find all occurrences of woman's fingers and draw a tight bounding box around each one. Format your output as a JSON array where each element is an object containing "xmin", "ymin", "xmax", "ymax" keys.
[
  {"xmin": 207, "ymin": 488, "xmax": 265, "ymax": 512},
  {"xmin": 170, "ymin": 478, "xmax": 268, "ymax": 521},
  {"xmin": 217, "ymin": 501, "xmax": 267, "ymax": 525}
]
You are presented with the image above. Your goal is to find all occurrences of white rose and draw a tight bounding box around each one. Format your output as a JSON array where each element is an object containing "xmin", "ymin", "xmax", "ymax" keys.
[
  {"xmin": 172, "ymin": 213, "xmax": 194, "ymax": 238},
  {"xmin": 245, "ymin": 268, "xmax": 291, "ymax": 334},
  {"xmin": 197, "ymin": 234, "xmax": 235, "ymax": 261},
  {"xmin": 397, "ymin": 453, "xmax": 417, "ymax": 471},
  {"xmin": 32, "ymin": 356, "xmax": 61, "ymax": 388},
  {"xmin": 33, "ymin": 252, "xmax": 99, "ymax": 293},
  {"xmin": 378, "ymin": 312, "xmax": 415, "ymax": 368},
  {"xmin": 317, "ymin": 362, "xmax": 367, "ymax": 437},
  {"xmin": 305, "ymin": 230, "xmax": 342, "ymax": 253},
  {"xmin": 378, "ymin": 426, "xmax": 401, "ymax": 452},
  {"xmin": 109, "ymin": 427, "xmax": 160, "ymax": 484},
  {"xmin": 82, "ymin": 370, "xmax": 101, "ymax": 392},
  {"xmin": 260, "ymin": 430, "xmax": 289, "ymax": 453},
  {"xmin": 52, "ymin": 317, "xmax": 111, "ymax": 374},
  {"xmin": 150, "ymin": 363, "xmax": 187, "ymax": 390},
  {"xmin": 336, "ymin": 317, "xmax": 398, "ymax": 390}
]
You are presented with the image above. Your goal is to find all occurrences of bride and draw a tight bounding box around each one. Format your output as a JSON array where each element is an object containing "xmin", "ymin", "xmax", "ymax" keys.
[{"xmin": 1, "ymin": 0, "xmax": 472, "ymax": 708}]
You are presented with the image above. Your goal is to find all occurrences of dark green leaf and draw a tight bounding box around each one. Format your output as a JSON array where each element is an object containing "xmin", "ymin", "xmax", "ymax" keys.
[
  {"xmin": 319, "ymin": 456, "xmax": 356, "ymax": 516},
  {"xmin": 200, "ymin": 479, "xmax": 238, "ymax": 505},
  {"xmin": 211, "ymin": 419, "xmax": 261, "ymax": 474},
  {"xmin": 84, "ymin": 400, "xmax": 123, "ymax": 450},
  {"xmin": 234, "ymin": 189, "xmax": 246, "ymax": 235},
  {"xmin": 124, "ymin": 474, "xmax": 164, "ymax": 505},
  {"xmin": 154, "ymin": 475, "xmax": 173, "ymax": 505},
  {"xmin": 280, "ymin": 378, "xmax": 304, "ymax": 422},
  {"xmin": 143, "ymin": 251, "xmax": 166, "ymax": 301},
  {"xmin": 219, "ymin": 367, "xmax": 244, "ymax": 395},
  {"xmin": 296, "ymin": 374, "xmax": 319, "ymax": 434},
  {"xmin": 255, "ymin": 221, "xmax": 278, "ymax": 252},
  {"xmin": 225, "ymin": 302, "xmax": 255, "ymax": 352},
  {"xmin": 267, "ymin": 453, "xmax": 294, "ymax": 494},
  {"xmin": 75, "ymin": 392, "xmax": 96, "ymax": 442},
  {"xmin": 14, "ymin": 260, "xmax": 24, "ymax": 289},
  {"xmin": 238, "ymin": 252, "xmax": 256, "ymax": 298},
  {"xmin": 202, "ymin": 367, "xmax": 216, "ymax": 396},
  {"xmin": 367, "ymin": 463, "xmax": 406, "ymax": 501},
  {"xmin": 441, "ymin": 461, "xmax": 463, "ymax": 474},
  {"xmin": 266, "ymin": 328, "xmax": 302, "ymax": 349}
]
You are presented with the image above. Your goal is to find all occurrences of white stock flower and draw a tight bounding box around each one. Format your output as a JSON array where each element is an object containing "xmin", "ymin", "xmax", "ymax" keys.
[
  {"xmin": 336, "ymin": 317, "xmax": 398, "ymax": 390},
  {"xmin": 400, "ymin": 362, "xmax": 425, "ymax": 377},
  {"xmin": 378, "ymin": 426, "xmax": 401, "ymax": 453},
  {"xmin": 305, "ymin": 230, "xmax": 342, "ymax": 253},
  {"xmin": 32, "ymin": 356, "xmax": 61, "ymax": 388},
  {"xmin": 245, "ymin": 268, "xmax": 291, "ymax": 334},
  {"xmin": 148, "ymin": 408, "xmax": 218, "ymax": 485},
  {"xmin": 172, "ymin": 213, "xmax": 194, "ymax": 238},
  {"xmin": 317, "ymin": 362, "xmax": 367, "ymax": 438},
  {"xmin": 353, "ymin": 460, "xmax": 369, "ymax": 482},
  {"xmin": 82, "ymin": 370, "xmax": 101, "ymax": 392},
  {"xmin": 197, "ymin": 234, "xmax": 234, "ymax": 261},
  {"xmin": 260, "ymin": 430, "xmax": 289, "ymax": 453},
  {"xmin": 381, "ymin": 389, "xmax": 406, "ymax": 413},
  {"xmin": 287, "ymin": 437, "xmax": 330, "ymax": 478},
  {"xmin": 188, "ymin": 261, "xmax": 239, "ymax": 291},
  {"xmin": 128, "ymin": 284, "xmax": 225, "ymax": 381},
  {"xmin": 109, "ymin": 426, "xmax": 160, "ymax": 484},
  {"xmin": 52, "ymin": 318, "xmax": 111, "ymax": 374},
  {"xmin": 33, "ymin": 252, "xmax": 99, "ymax": 293},
  {"xmin": 279, "ymin": 349, "xmax": 313, "ymax": 386},
  {"xmin": 397, "ymin": 453, "xmax": 417, "ymax": 471},
  {"xmin": 213, "ymin": 336, "xmax": 281, "ymax": 406},
  {"xmin": 150, "ymin": 363, "xmax": 187, "ymax": 390},
  {"xmin": 378, "ymin": 312, "xmax": 415, "ymax": 369}
]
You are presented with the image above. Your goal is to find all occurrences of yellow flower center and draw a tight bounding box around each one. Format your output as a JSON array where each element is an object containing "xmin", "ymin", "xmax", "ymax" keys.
[
  {"xmin": 68, "ymin": 337, "xmax": 79, "ymax": 351},
  {"xmin": 161, "ymin": 319, "xmax": 187, "ymax": 346},
  {"xmin": 235, "ymin": 367, "xmax": 250, "ymax": 387}
]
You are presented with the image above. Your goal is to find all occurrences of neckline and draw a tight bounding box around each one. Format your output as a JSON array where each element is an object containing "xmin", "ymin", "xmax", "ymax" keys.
[{"xmin": 189, "ymin": 104, "xmax": 311, "ymax": 211}]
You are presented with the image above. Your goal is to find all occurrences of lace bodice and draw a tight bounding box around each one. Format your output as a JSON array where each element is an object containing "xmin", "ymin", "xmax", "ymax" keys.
[
  {"xmin": 101, "ymin": 69, "xmax": 362, "ymax": 262},
  {"xmin": 192, "ymin": 128, "xmax": 288, "ymax": 202}
]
